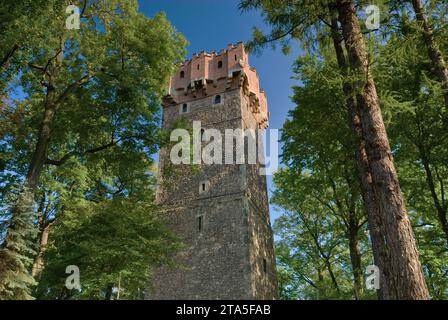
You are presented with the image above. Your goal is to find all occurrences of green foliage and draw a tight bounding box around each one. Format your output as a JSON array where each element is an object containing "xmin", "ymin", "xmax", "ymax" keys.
[
  {"xmin": 35, "ymin": 195, "xmax": 180, "ymax": 300},
  {"xmin": 375, "ymin": 20, "xmax": 448, "ymax": 299},
  {"xmin": 244, "ymin": 0, "xmax": 448, "ymax": 299},
  {"xmin": 1, "ymin": 0, "xmax": 187, "ymax": 299},
  {"xmin": 271, "ymin": 51, "xmax": 374, "ymax": 299},
  {"xmin": 0, "ymin": 188, "xmax": 37, "ymax": 300}
]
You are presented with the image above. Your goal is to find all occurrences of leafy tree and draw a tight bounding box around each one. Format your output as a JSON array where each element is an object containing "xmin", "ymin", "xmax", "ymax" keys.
[
  {"xmin": 374, "ymin": 13, "xmax": 448, "ymax": 298},
  {"xmin": 272, "ymin": 52, "xmax": 373, "ymax": 299},
  {"xmin": 240, "ymin": 0, "xmax": 429, "ymax": 299},
  {"xmin": 35, "ymin": 193, "xmax": 180, "ymax": 300},
  {"xmin": 408, "ymin": 0, "xmax": 448, "ymax": 107},
  {"xmin": 1, "ymin": 0, "xmax": 186, "ymax": 299}
]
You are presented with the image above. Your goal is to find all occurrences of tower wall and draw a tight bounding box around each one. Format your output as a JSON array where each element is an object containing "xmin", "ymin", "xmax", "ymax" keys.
[{"xmin": 148, "ymin": 43, "xmax": 277, "ymax": 300}]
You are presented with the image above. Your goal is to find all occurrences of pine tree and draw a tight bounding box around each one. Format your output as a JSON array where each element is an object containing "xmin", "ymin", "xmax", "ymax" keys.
[
  {"xmin": 240, "ymin": 0, "xmax": 429, "ymax": 299},
  {"xmin": 0, "ymin": 188, "xmax": 37, "ymax": 299}
]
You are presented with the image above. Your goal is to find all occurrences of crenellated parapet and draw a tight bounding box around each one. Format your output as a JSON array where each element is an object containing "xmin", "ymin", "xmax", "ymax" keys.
[{"xmin": 163, "ymin": 42, "xmax": 269, "ymax": 129}]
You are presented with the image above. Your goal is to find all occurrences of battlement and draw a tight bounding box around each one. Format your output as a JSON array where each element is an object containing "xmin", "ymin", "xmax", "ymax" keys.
[{"xmin": 163, "ymin": 42, "xmax": 269, "ymax": 128}]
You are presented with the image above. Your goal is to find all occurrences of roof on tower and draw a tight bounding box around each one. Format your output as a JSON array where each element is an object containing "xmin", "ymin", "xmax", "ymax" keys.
[{"xmin": 163, "ymin": 42, "xmax": 269, "ymax": 129}]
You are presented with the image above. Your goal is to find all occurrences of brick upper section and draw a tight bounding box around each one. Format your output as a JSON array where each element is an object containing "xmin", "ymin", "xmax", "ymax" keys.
[{"xmin": 163, "ymin": 42, "xmax": 269, "ymax": 129}]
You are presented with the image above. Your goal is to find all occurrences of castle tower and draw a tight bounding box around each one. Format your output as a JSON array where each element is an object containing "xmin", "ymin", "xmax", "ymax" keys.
[{"xmin": 149, "ymin": 43, "xmax": 278, "ymax": 299}]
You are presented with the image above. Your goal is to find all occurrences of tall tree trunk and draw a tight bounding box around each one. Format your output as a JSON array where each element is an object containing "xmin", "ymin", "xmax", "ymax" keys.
[
  {"xmin": 328, "ymin": 7, "xmax": 395, "ymax": 299},
  {"xmin": 31, "ymin": 223, "xmax": 52, "ymax": 278},
  {"xmin": 411, "ymin": 0, "xmax": 448, "ymax": 107},
  {"xmin": 350, "ymin": 106, "xmax": 397, "ymax": 299},
  {"xmin": 336, "ymin": 0, "xmax": 429, "ymax": 300},
  {"xmin": 31, "ymin": 203, "xmax": 55, "ymax": 279},
  {"xmin": 26, "ymin": 49, "xmax": 63, "ymax": 191}
]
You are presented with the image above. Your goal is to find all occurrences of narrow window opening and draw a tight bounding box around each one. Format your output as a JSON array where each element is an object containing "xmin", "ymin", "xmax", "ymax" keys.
[
  {"xmin": 214, "ymin": 95, "xmax": 221, "ymax": 104},
  {"xmin": 234, "ymin": 54, "xmax": 237, "ymax": 61},
  {"xmin": 198, "ymin": 216, "xmax": 203, "ymax": 232},
  {"xmin": 180, "ymin": 71, "xmax": 185, "ymax": 78},
  {"xmin": 263, "ymin": 259, "xmax": 267, "ymax": 273},
  {"xmin": 218, "ymin": 61, "xmax": 223, "ymax": 68},
  {"xmin": 197, "ymin": 64, "xmax": 200, "ymax": 70},
  {"xmin": 182, "ymin": 103, "xmax": 188, "ymax": 113},
  {"xmin": 199, "ymin": 180, "xmax": 209, "ymax": 194},
  {"xmin": 200, "ymin": 129, "xmax": 205, "ymax": 141}
]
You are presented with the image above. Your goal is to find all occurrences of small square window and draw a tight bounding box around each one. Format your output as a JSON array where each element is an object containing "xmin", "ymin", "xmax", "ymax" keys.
[
  {"xmin": 218, "ymin": 61, "xmax": 223, "ymax": 68},
  {"xmin": 214, "ymin": 95, "xmax": 222, "ymax": 105},
  {"xmin": 180, "ymin": 103, "xmax": 188, "ymax": 114},
  {"xmin": 180, "ymin": 71, "xmax": 185, "ymax": 78},
  {"xmin": 199, "ymin": 180, "xmax": 210, "ymax": 194}
]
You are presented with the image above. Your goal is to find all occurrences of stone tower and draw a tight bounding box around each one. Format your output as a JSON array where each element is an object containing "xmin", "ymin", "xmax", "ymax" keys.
[{"xmin": 149, "ymin": 43, "xmax": 278, "ymax": 299}]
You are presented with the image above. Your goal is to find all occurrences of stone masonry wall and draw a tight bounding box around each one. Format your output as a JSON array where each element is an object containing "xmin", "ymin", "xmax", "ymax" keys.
[{"xmin": 149, "ymin": 63, "xmax": 278, "ymax": 299}]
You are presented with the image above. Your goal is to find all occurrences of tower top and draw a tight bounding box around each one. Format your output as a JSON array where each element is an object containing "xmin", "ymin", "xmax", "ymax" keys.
[{"xmin": 163, "ymin": 42, "xmax": 268, "ymax": 128}]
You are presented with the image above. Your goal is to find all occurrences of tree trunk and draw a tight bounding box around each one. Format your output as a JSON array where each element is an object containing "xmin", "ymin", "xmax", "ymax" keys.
[
  {"xmin": 323, "ymin": 255, "xmax": 340, "ymax": 293},
  {"xmin": 411, "ymin": 0, "xmax": 448, "ymax": 107},
  {"xmin": 348, "ymin": 226, "xmax": 363, "ymax": 300},
  {"xmin": 105, "ymin": 284, "xmax": 113, "ymax": 300},
  {"xmin": 350, "ymin": 106, "xmax": 398, "ymax": 299},
  {"xmin": 328, "ymin": 7, "xmax": 395, "ymax": 299},
  {"xmin": 0, "ymin": 43, "xmax": 19, "ymax": 70},
  {"xmin": 3, "ymin": 44, "xmax": 63, "ymax": 247},
  {"xmin": 336, "ymin": 0, "xmax": 429, "ymax": 300},
  {"xmin": 31, "ymin": 220, "xmax": 53, "ymax": 278},
  {"xmin": 26, "ymin": 49, "xmax": 63, "ymax": 190},
  {"xmin": 420, "ymin": 155, "xmax": 448, "ymax": 246}
]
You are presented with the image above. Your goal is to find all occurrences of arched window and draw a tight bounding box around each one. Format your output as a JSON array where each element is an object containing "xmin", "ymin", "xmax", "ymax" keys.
[
  {"xmin": 214, "ymin": 95, "xmax": 221, "ymax": 104},
  {"xmin": 218, "ymin": 61, "xmax": 223, "ymax": 68},
  {"xmin": 180, "ymin": 71, "xmax": 185, "ymax": 78}
]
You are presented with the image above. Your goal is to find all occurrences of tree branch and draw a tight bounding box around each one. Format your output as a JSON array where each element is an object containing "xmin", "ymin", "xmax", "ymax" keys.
[
  {"xmin": 0, "ymin": 44, "xmax": 20, "ymax": 70},
  {"xmin": 28, "ymin": 63, "xmax": 51, "ymax": 77},
  {"xmin": 256, "ymin": 16, "xmax": 308, "ymax": 46},
  {"xmin": 55, "ymin": 74, "xmax": 91, "ymax": 106},
  {"xmin": 46, "ymin": 138, "xmax": 121, "ymax": 167},
  {"xmin": 45, "ymin": 151, "xmax": 76, "ymax": 166},
  {"xmin": 85, "ymin": 139, "xmax": 119, "ymax": 154},
  {"xmin": 434, "ymin": 165, "xmax": 446, "ymax": 211},
  {"xmin": 318, "ymin": 15, "xmax": 336, "ymax": 29},
  {"xmin": 80, "ymin": 0, "xmax": 88, "ymax": 17}
]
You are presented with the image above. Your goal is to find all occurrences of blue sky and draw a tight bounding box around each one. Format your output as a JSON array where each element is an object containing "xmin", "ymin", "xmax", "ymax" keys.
[{"xmin": 139, "ymin": 0, "xmax": 300, "ymax": 223}]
